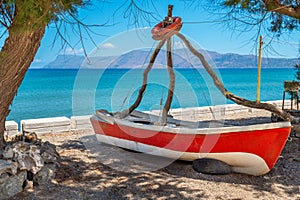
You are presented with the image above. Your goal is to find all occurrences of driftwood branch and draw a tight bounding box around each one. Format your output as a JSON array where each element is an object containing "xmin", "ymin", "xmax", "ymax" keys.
[
  {"xmin": 176, "ymin": 32, "xmax": 293, "ymax": 122},
  {"xmin": 115, "ymin": 39, "xmax": 166, "ymax": 119},
  {"xmin": 160, "ymin": 38, "xmax": 175, "ymax": 125}
]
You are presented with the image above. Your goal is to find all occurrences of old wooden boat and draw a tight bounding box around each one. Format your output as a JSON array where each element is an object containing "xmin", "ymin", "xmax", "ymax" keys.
[
  {"xmin": 90, "ymin": 109, "xmax": 291, "ymax": 176},
  {"xmin": 90, "ymin": 5, "xmax": 292, "ymax": 176}
]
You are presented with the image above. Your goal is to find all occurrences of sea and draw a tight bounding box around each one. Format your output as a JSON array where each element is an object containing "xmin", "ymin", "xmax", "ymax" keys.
[{"xmin": 7, "ymin": 68, "xmax": 296, "ymax": 123}]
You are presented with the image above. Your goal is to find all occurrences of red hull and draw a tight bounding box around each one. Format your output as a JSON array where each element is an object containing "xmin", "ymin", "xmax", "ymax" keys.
[{"xmin": 91, "ymin": 116, "xmax": 291, "ymax": 171}]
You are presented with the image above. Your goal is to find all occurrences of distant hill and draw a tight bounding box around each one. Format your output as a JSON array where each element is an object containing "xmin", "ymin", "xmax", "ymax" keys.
[
  {"xmin": 44, "ymin": 55, "xmax": 85, "ymax": 69},
  {"xmin": 44, "ymin": 50, "xmax": 298, "ymax": 69}
]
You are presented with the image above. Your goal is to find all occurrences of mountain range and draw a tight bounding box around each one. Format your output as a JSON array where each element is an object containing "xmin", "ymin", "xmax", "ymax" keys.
[{"xmin": 44, "ymin": 49, "xmax": 299, "ymax": 69}]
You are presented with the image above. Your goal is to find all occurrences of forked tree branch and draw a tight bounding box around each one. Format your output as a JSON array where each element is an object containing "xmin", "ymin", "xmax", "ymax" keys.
[
  {"xmin": 263, "ymin": 0, "xmax": 300, "ymax": 20},
  {"xmin": 176, "ymin": 32, "xmax": 294, "ymax": 122},
  {"xmin": 115, "ymin": 39, "xmax": 166, "ymax": 119}
]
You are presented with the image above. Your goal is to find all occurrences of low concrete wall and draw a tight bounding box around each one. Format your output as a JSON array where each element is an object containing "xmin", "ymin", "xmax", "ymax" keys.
[
  {"xmin": 19, "ymin": 115, "xmax": 94, "ymax": 135},
  {"xmin": 4, "ymin": 121, "xmax": 19, "ymax": 139},
  {"xmin": 70, "ymin": 115, "xmax": 94, "ymax": 133},
  {"xmin": 151, "ymin": 100, "xmax": 287, "ymax": 121},
  {"xmin": 21, "ymin": 117, "xmax": 71, "ymax": 135},
  {"xmin": 5, "ymin": 100, "xmax": 290, "ymax": 135}
]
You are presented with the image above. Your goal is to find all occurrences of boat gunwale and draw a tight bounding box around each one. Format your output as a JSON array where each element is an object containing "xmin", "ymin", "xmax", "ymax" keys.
[{"xmin": 93, "ymin": 110, "xmax": 291, "ymax": 135}]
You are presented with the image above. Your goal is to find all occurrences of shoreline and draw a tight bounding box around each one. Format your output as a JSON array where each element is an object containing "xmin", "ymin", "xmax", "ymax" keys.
[{"xmin": 5, "ymin": 100, "xmax": 288, "ymax": 135}]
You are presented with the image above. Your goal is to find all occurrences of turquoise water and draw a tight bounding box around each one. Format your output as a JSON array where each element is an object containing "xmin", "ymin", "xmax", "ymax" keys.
[{"xmin": 7, "ymin": 68, "xmax": 295, "ymax": 123}]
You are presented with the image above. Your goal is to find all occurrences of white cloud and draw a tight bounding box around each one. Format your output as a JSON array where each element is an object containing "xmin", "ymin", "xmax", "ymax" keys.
[
  {"xmin": 101, "ymin": 42, "xmax": 116, "ymax": 49},
  {"xmin": 33, "ymin": 58, "xmax": 42, "ymax": 63},
  {"xmin": 64, "ymin": 47, "xmax": 84, "ymax": 55}
]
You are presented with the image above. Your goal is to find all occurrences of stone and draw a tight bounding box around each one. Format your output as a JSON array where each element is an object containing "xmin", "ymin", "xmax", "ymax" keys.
[
  {"xmin": 0, "ymin": 160, "xmax": 17, "ymax": 175},
  {"xmin": 292, "ymin": 124, "xmax": 300, "ymax": 137},
  {"xmin": 24, "ymin": 180, "xmax": 34, "ymax": 190},
  {"xmin": 33, "ymin": 164, "xmax": 57, "ymax": 186},
  {"xmin": 40, "ymin": 141, "xmax": 59, "ymax": 163},
  {"xmin": 192, "ymin": 158, "xmax": 232, "ymax": 175},
  {"xmin": 11, "ymin": 142, "xmax": 44, "ymax": 174},
  {"xmin": 0, "ymin": 173, "xmax": 9, "ymax": 184},
  {"xmin": 0, "ymin": 140, "xmax": 60, "ymax": 198},
  {"xmin": 18, "ymin": 154, "xmax": 43, "ymax": 174},
  {"xmin": 2, "ymin": 145, "xmax": 14, "ymax": 159},
  {"xmin": 29, "ymin": 144, "xmax": 40, "ymax": 154},
  {"xmin": 0, "ymin": 170, "xmax": 27, "ymax": 200},
  {"xmin": 13, "ymin": 142, "xmax": 30, "ymax": 152}
]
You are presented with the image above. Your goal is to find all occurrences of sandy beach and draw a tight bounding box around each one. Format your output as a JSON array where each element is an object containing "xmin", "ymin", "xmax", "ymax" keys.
[{"xmin": 10, "ymin": 109, "xmax": 300, "ymax": 200}]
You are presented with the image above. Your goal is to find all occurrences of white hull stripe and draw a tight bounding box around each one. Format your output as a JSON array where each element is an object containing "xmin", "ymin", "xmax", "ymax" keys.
[{"xmin": 96, "ymin": 134, "xmax": 270, "ymax": 176}]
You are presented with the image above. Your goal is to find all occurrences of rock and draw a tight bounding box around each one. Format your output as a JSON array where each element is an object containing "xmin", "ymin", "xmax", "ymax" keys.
[
  {"xmin": 40, "ymin": 141, "xmax": 59, "ymax": 163},
  {"xmin": 24, "ymin": 180, "xmax": 34, "ymax": 190},
  {"xmin": 0, "ymin": 173, "xmax": 9, "ymax": 184},
  {"xmin": 0, "ymin": 170, "xmax": 27, "ymax": 200},
  {"xmin": 0, "ymin": 159, "xmax": 17, "ymax": 175},
  {"xmin": 292, "ymin": 124, "xmax": 300, "ymax": 137},
  {"xmin": 11, "ymin": 142, "xmax": 44, "ymax": 174},
  {"xmin": 41, "ymin": 141, "xmax": 56, "ymax": 151},
  {"xmin": 13, "ymin": 142, "xmax": 30, "ymax": 152},
  {"xmin": 0, "ymin": 140, "xmax": 60, "ymax": 198},
  {"xmin": 17, "ymin": 154, "xmax": 44, "ymax": 174},
  {"xmin": 3, "ymin": 145, "xmax": 14, "ymax": 159},
  {"xmin": 192, "ymin": 158, "xmax": 232, "ymax": 175},
  {"xmin": 33, "ymin": 164, "xmax": 57, "ymax": 186},
  {"xmin": 27, "ymin": 171, "xmax": 34, "ymax": 181}
]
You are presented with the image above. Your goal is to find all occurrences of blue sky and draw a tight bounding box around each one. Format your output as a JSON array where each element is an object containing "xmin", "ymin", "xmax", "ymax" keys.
[{"xmin": 27, "ymin": 0, "xmax": 299, "ymax": 68}]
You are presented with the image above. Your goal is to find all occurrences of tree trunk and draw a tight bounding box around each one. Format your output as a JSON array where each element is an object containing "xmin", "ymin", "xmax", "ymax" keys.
[
  {"xmin": 0, "ymin": 28, "xmax": 45, "ymax": 149},
  {"xmin": 0, "ymin": 116, "xmax": 5, "ymax": 149}
]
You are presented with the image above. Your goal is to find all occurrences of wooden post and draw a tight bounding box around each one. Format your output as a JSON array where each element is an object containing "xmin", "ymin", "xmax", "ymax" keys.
[
  {"xmin": 161, "ymin": 38, "xmax": 175, "ymax": 125},
  {"xmin": 160, "ymin": 5, "xmax": 175, "ymax": 125},
  {"xmin": 256, "ymin": 36, "xmax": 263, "ymax": 103},
  {"xmin": 168, "ymin": 5, "xmax": 173, "ymax": 17}
]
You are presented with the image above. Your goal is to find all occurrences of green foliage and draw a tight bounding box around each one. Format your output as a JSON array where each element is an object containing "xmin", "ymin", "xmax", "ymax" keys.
[
  {"xmin": 222, "ymin": 0, "xmax": 300, "ymax": 35},
  {"xmin": 224, "ymin": 0, "xmax": 258, "ymax": 10},
  {"xmin": 2, "ymin": 0, "xmax": 86, "ymax": 32}
]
